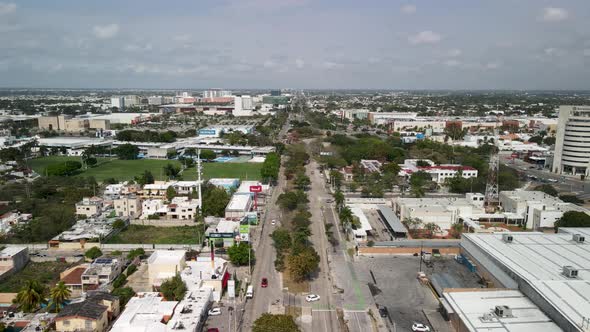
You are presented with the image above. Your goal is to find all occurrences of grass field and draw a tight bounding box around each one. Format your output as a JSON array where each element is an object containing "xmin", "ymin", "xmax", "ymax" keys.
[
  {"xmin": 106, "ymin": 225, "xmax": 203, "ymax": 244},
  {"xmin": 0, "ymin": 261, "xmax": 75, "ymax": 292},
  {"xmin": 28, "ymin": 156, "xmax": 262, "ymax": 182}
]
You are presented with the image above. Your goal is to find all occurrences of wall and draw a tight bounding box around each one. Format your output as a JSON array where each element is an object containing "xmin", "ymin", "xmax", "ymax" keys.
[
  {"xmin": 130, "ymin": 219, "xmax": 196, "ymax": 227},
  {"xmin": 55, "ymin": 313, "xmax": 108, "ymax": 332},
  {"xmin": 358, "ymin": 246, "xmax": 460, "ymax": 255}
]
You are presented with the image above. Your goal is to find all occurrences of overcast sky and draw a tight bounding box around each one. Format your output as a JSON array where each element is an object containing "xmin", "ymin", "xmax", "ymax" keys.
[{"xmin": 1, "ymin": 0, "xmax": 589, "ymax": 89}]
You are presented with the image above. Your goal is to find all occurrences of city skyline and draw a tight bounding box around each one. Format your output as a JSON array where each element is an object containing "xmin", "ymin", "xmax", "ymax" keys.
[{"xmin": 1, "ymin": 0, "xmax": 589, "ymax": 89}]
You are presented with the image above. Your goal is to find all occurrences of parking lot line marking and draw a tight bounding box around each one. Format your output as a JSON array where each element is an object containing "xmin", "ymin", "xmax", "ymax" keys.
[{"xmin": 313, "ymin": 309, "xmax": 337, "ymax": 312}]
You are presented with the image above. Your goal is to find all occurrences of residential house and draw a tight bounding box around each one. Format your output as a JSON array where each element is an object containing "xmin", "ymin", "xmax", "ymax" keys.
[
  {"xmin": 75, "ymin": 197, "xmax": 104, "ymax": 217},
  {"xmin": 0, "ymin": 246, "xmax": 29, "ymax": 280},
  {"xmin": 0, "ymin": 211, "xmax": 32, "ymax": 235},
  {"xmin": 114, "ymin": 196, "xmax": 142, "ymax": 218},
  {"xmin": 81, "ymin": 257, "xmax": 124, "ymax": 291},
  {"xmin": 167, "ymin": 197, "xmax": 199, "ymax": 220},
  {"xmin": 55, "ymin": 300, "xmax": 109, "ymax": 332}
]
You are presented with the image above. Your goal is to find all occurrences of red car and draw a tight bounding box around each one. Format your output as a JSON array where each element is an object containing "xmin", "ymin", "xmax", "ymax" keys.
[
  {"xmin": 207, "ymin": 329, "xmax": 219, "ymax": 332},
  {"xmin": 261, "ymin": 278, "xmax": 268, "ymax": 288}
]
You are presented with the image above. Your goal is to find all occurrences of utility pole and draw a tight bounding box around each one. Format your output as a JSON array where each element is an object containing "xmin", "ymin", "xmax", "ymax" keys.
[{"xmin": 197, "ymin": 149, "xmax": 203, "ymax": 215}]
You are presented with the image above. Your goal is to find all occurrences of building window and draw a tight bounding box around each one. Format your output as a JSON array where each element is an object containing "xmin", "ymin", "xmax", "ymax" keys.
[{"xmin": 63, "ymin": 320, "xmax": 70, "ymax": 326}]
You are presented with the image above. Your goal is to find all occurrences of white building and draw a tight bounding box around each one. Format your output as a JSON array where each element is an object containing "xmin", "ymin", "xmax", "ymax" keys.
[
  {"xmin": 499, "ymin": 190, "xmax": 590, "ymax": 230},
  {"xmin": 124, "ymin": 95, "xmax": 140, "ymax": 107},
  {"xmin": 75, "ymin": 197, "xmax": 104, "ymax": 217},
  {"xmin": 225, "ymin": 194, "xmax": 253, "ymax": 219},
  {"xmin": 141, "ymin": 199, "xmax": 165, "ymax": 219},
  {"xmin": 443, "ymin": 289, "xmax": 562, "ymax": 332},
  {"xmin": 400, "ymin": 159, "xmax": 478, "ymax": 183},
  {"xmin": 390, "ymin": 120, "xmax": 446, "ymax": 133},
  {"xmin": 0, "ymin": 211, "xmax": 32, "ymax": 235},
  {"xmin": 368, "ymin": 112, "xmax": 418, "ymax": 125},
  {"xmin": 233, "ymin": 96, "xmax": 253, "ymax": 117},
  {"xmin": 202, "ymin": 89, "xmax": 231, "ymax": 98},
  {"xmin": 180, "ymin": 257, "xmax": 229, "ymax": 302},
  {"xmin": 114, "ymin": 196, "xmax": 142, "ymax": 218},
  {"xmin": 110, "ymin": 293, "xmax": 178, "ymax": 332},
  {"xmin": 552, "ymin": 105, "xmax": 590, "ymax": 176},
  {"xmin": 461, "ymin": 230, "xmax": 590, "ymax": 332},
  {"xmin": 104, "ymin": 183, "xmax": 126, "ymax": 199},
  {"xmin": 393, "ymin": 194, "xmax": 486, "ymax": 231},
  {"xmin": 147, "ymin": 96, "xmax": 164, "ymax": 105},
  {"xmin": 110, "ymin": 97, "xmax": 125, "ymax": 110},
  {"xmin": 167, "ymin": 197, "xmax": 200, "ymax": 220},
  {"xmin": 147, "ymin": 250, "xmax": 186, "ymax": 287}
]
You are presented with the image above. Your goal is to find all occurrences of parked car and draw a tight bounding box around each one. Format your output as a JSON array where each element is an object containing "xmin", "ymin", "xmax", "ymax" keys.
[
  {"xmin": 261, "ymin": 278, "xmax": 268, "ymax": 288},
  {"xmin": 207, "ymin": 329, "xmax": 219, "ymax": 332},
  {"xmin": 214, "ymin": 248, "xmax": 227, "ymax": 255},
  {"xmin": 378, "ymin": 306, "xmax": 389, "ymax": 318},
  {"xmin": 411, "ymin": 323, "xmax": 431, "ymax": 332},
  {"xmin": 208, "ymin": 308, "xmax": 222, "ymax": 316},
  {"xmin": 271, "ymin": 219, "xmax": 276, "ymax": 226},
  {"xmin": 305, "ymin": 294, "xmax": 321, "ymax": 302}
]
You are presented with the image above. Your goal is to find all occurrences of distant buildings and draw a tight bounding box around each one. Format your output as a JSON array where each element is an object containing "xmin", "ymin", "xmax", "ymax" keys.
[
  {"xmin": 400, "ymin": 159, "xmax": 478, "ymax": 184},
  {"xmin": 110, "ymin": 97, "xmax": 125, "ymax": 110},
  {"xmin": 197, "ymin": 125, "xmax": 255, "ymax": 138},
  {"xmin": 202, "ymin": 89, "xmax": 231, "ymax": 99},
  {"xmin": 367, "ymin": 112, "xmax": 418, "ymax": 125},
  {"xmin": 233, "ymin": 95, "xmax": 253, "ymax": 117},
  {"xmin": 552, "ymin": 105, "xmax": 590, "ymax": 176}
]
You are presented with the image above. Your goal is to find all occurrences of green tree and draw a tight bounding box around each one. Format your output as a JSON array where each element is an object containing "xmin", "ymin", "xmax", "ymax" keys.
[
  {"xmin": 112, "ymin": 219, "xmax": 126, "ymax": 230},
  {"xmin": 555, "ymin": 211, "xmax": 590, "ymax": 229},
  {"xmin": 271, "ymin": 228, "xmax": 292, "ymax": 253},
  {"xmin": 85, "ymin": 246, "xmax": 103, "ymax": 260},
  {"xmin": 200, "ymin": 149, "xmax": 216, "ymax": 161},
  {"xmin": 111, "ymin": 250, "xmax": 122, "ymax": 256},
  {"xmin": 135, "ymin": 170, "xmax": 155, "ymax": 185},
  {"xmin": 126, "ymin": 264, "xmax": 138, "ymax": 276},
  {"xmin": 202, "ymin": 185, "xmax": 230, "ymax": 217},
  {"xmin": 535, "ymin": 184, "xmax": 558, "ymax": 197},
  {"xmin": 15, "ymin": 280, "xmax": 46, "ymax": 312},
  {"xmin": 528, "ymin": 136, "xmax": 543, "ymax": 144},
  {"xmin": 559, "ymin": 195, "xmax": 584, "ymax": 204},
  {"xmin": 127, "ymin": 248, "xmax": 145, "ymax": 260},
  {"xmin": 253, "ymin": 313, "xmax": 300, "ymax": 332},
  {"xmin": 287, "ymin": 247, "xmax": 320, "ymax": 282},
  {"xmin": 424, "ymin": 222, "xmax": 441, "ymax": 238},
  {"xmin": 227, "ymin": 242, "xmax": 254, "ymax": 266},
  {"xmin": 329, "ymin": 170, "xmax": 343, "ymax": 189},
  {"xmin": 381, "ymin": 162, "xmax": 401, "ymax": 175},
  {"xmin": 450, "ymin": 222, "xmax": 464, "ymax": 239},
  {"xmin": 86, "ymin": 157, "xmax": 97, "ymax": 167},
  {"xmin": 166, "ymin": 186, "xmax": 177, "ymax": 201},
  {"xmin": 184, "ymin": 147, "xmax": 197, "ymax": 156},
  {"xmin": 294, "ymin": 172, "xmax": 311, "ymax": 190},
  {"xmin": 261, "ymin": 152, "xmax": 280, "ymax": 184},
  {"xmin": 160, "ymin": 274, "xmax": 187, "ymax": 301},
  {"xmin": 49, "ymin": 281, "xmax": 71, "ymax": 313},
  {"xmin": 111, "ymin": 287, "xmax": 135, "ymax": 307},
  {"xmin": 333, "ymin": 190, "xmax": 344, "ymax": 210},
  {"xmin": 114, "ymin": 144, "xmax": 140, "ymax": 160},
  {"xmin": 46, "ymin": 161, "xmax": 82, "ymax": 176},
  {"xmin": 163, "ymin": 163, "xmax": 180, "ymax": 180}
]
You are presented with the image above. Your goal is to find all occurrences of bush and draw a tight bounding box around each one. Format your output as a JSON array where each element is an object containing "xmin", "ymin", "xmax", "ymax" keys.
[
  {"xmin": 367, "ymin": 240, "xmax": 375, "ymax": 247},
  {"xmin": 112, "ymin": 274, "xmax": 127, "ymax": 288},
  {"xmin": 127, "ymin": 248, "xmax": 145, "ymax": 260},
  {"xmin": 85, "ymin": 247, "xmax": 102, "ymax": 260}
]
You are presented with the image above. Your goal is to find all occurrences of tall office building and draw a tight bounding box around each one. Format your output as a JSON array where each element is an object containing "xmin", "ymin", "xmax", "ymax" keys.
[
  {"xmin": 110, "ymin": 97, "xmax": 125, "ymax": 110},
  {"xmin": 233, "ymin": 96, "xmax": 253, "ymax": 117},
  {"xmin": 552, "ymin": 105, "xmax": 590, "ymax": 176},
  {"xmin": 124, "ymin": 95, "xmax": 140, "ymax": 106},
  {"xmin": 203, "ymin": 89, "xmax": 231, "ymax": 98}
]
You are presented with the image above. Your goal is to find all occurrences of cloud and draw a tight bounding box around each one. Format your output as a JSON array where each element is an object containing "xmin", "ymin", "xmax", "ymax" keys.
[
  {"xmin": 584, "ymin": 49, "xmax": 590, "ymax": 57},
  {"xmin": 444, "ymin": 59, "xmax": 461, "ymax": 67},
  {"xmin": 92, "ymin": 24, "xmax": 119, "ymax": 39},
  {"xmin": 401, "ymin": 4, "xmax": 416, "ymax": 14},
  {"xmin": 295, "ymin": 58, "xmax": 305, "ymax": 69},
  {"xmin": 0, "ymin": 2, "xmax": 16, "ymax": 15},
  {"xmin": 446, "ymin": 49, "xmax": 462, "ymax": 57},
  {"xmin": 408, "ymin": 30, "xmax": 441, "ymax": 45},
  {"xmin": 544, "ymin": 47, "xmax": 565, "ymax": 56},
  {"xmin": 485, "ymin": 62, "xmax": 501, "ymax": 70},
  {"xmin": 263, "ymin": 59, "xmax": 277, "ymax": 68},
  {"xmin": 321, "ymin": 61, "xmax": 339, "ymax": 69},
  {"xmin": 541, "ymin": 7, "xmax": 568, "ymax": 22}
]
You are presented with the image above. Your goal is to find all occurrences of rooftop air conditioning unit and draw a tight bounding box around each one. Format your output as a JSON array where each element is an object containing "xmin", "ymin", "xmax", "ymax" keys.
[
  {"xmin": 494, "ymin": 305, "xmax": 512, "ymax": 318},
  {"xmin": 562, "ymin": 266, "xmax": 579, "ymax": 278},
  {"xmin": 502, "ymin": 234, "xmax": 513, "ymax": 243},
  {"xmin": 573, "ymin": 234, "xmax": 585, "ymax": 243}
]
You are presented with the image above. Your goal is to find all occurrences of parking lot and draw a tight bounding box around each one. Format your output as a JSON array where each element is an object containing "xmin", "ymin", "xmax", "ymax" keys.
[{"xmin": 355, "ymin": 255, "xmax": 472, "ymax": 332}]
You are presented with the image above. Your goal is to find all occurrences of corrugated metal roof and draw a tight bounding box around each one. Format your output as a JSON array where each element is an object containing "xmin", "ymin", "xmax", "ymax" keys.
[{"xmin": 377, "ymin": 205, "xmax": 408, "ymax": 234}]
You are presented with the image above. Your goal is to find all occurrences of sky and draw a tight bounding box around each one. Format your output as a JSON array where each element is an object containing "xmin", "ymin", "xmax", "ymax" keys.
[{"xmin": 0, "ymin": 0, "xmax": 589, "ymax": 90}]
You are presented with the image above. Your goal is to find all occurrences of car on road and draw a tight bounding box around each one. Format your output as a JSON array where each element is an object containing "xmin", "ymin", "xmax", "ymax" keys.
[
  {"xmin": 208, "ymin": 308, "xmax": 222, "ymax": 316},
  {"xmin": 207, "ymin": 329, "xmax": 219, "ymax": 332},
  {"xmin": 261, "ymin": 278, "xmax": 268, "ymax": 288},
  {"xmin": 271, "ymin": 219, "xmax": 276, "ymax": 226},
  {"xmin": 411, "ymin": 323, "xmax": 431, "ymax": 332},
  {"xmin": 378, "ymin": 306, "xmax": 389, "ymax": 318},
  {"xmin": 214, "ymin": 248, "xmax": 226, "ymax": 255},
  {"xmin": 305, "ymin": 294, "xmax": 321, "ymax": 302},
  {"xmin": 547, "ymin": 178, "xmax": 558, "ymax": 183}
]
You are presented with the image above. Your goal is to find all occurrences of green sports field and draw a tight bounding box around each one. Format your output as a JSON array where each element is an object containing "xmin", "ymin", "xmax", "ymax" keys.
[{"xmin": 27, "ymin": 156, "xmax": 262, "ymax": 182}]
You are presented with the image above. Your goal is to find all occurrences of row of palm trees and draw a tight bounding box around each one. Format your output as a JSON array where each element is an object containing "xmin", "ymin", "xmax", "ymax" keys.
[{"xmin": 14, "ymin": 280, "xmax": 71, "ymax": 313}]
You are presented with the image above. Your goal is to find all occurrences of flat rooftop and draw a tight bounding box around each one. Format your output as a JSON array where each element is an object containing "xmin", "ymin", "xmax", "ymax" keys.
[
  {"xmin": 462, "ymin": 230, "xmax": 590, "ymax": 331},
  {"xmin": 226, "ymin": 194, "xmax": 251, "ymax": 211},
  {"xmin": 0, "ymin": 246, "xmax": 27, "ymax": 257},
  {"xmin": 147, "ymin": 250, "xmax": 186, "ymax": 266},
  {"xmin": 110, "ymin": 293, "xmax": 178, "ymax": 332},
  {"xmin": 444, "ymin": 289, "xmax": 562, "ymax": 332}
]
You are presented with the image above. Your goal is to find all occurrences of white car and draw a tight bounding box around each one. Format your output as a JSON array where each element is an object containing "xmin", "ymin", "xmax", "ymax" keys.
[
  {"xmin": 305, "ymin": 294, "xmax": 321, "ymax": 302},
  {"xmin": 271, "ymin": 219, "xmax": 276, "ymax": 226},
  {"xmin": 208, "ymin": 308, "xmax": 222, "ymax": 316},
  {"xmin": 411, "ymin": 323, "xmax": 431, "ymax": 332}
]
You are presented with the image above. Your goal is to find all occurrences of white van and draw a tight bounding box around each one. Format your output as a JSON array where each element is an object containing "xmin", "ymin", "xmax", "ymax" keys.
[{"xmin": 246, "ymin": 285, "xmax": 253, "ymax": 299}]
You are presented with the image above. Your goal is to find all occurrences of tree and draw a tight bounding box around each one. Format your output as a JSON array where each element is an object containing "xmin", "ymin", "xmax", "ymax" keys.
[
  {"xmin": 227, "ymin": 242, "xmax": 254, "ymax": 266},
  {"xmin": 85, "ymin": 157, "xmax": 97, "ymax": 167},
  {"xmin": 184, "ymin": 148, "xmax": 197, "ymax": 156},
  {"xmin": 253, "ymin": 313, "xmax": 300, "ymax": 332},
  {"xmin": 127, "ymin": 248, "xmax": 145, "ymax": 260},
  {"xmin": 381, "ymin": 162, "xmax": 401, "ymax": 175},
  {"xmin": 160, "ymin": 274, "xmax": 187, "ymax": 301},
  {"xmin": 277, "ymin": 190, "xmax": 308, "ymax": 211},
  {"xmin": 339, "ymin": 206, "xmax": 354, "ymax": 226},
  {"xmin": 444, "ymin": 122, "xmax": 467, "ymax": 140},
  {"xmin": 136, "ymin": 170, "xmax": 155, "ymax": 185},
  {"xmin": 111, "ymin": 250, "xmax": 122, "ymax": 256},
  {"xmin": 329, "ymin": 170, "xmax": 343, "ymax": 189},
  {"xmin": 450, "ymin": 222, "xmax": 464, "ymax": 239},
  {"xmin": 85, "ymin": 246, "xmax": 103, "ymax": 260},
  {"xmin": 112, "ymin": 287, "xmax": 135, "ymax": 307},
  {"xmin": 163, "ymin": 163, "xmax": 180, "ymax": 180},
  {"xmin": 166, "ymin": 186, "xmax": 177, "ymax": 201},
  {"xmin": 112, "ymin": 219, "xmax": 126, "ymax": 230},
  {"xmin": 535, "ymin": 184, "xmax": 558, "ymax": 197},
  {"xmin": 555, "ymin": 211, "xmax": 590, "ymax": 229},
  {"xmin": 559, "ymin": 195, "xmax": 584, "ymax": 204},
  {"xmin": 402, "ymin": 217, "xmax": 422, "ymax": 231},
  {"xmin": 287, "ymin": 247, "xmax": 320, "ymax": 282},
  {"xmin": 424, "ymin": 222, "xmax": 441, "ymax": 238},
  {"xmin": 261, "ymin": 152, "xmax": 280, "ymax": 184},
  {"xmin": 333, "ymin": 190, "xmax": 344, "ymax": 210},
  {"xmin": 294, "ymin": 172, "xmax": 311, "ymax": 190},
  {"xmin": 114, "ymin": 144, "xmax": 140, "ymax": 160},
  {"xmin": 528, "ymin": 136, "xmax": 543, "ymax": 144},
  {"xmin": 543, "ymin": 136, "xmax": 556, "ymax": 146},
  {"xmin": 202, "ymin": 185, "xmax": 230, "ymax": 217},
  {"xmin": 200, "ymin": 149, "xmax": 216, "ymax": 161},
  {"xmin": 15, "ymin": 280, "xmax": 46, "ymax": 312},
  {"xmin": 49, "ymin": 281, "xmax": 71, "ymax": 313},
  {"xmin": 271, "ymin": 228, "xmax": 292, "ymax": 253},
  {"xmin": 409, "ymin": 171, "xmax": 432, "ymax": 198}
]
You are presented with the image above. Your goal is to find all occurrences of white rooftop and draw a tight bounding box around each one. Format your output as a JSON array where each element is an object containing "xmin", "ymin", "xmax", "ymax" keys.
[
  {"xmin": 148, "ymin": 250, "xmax": 186, "ymax": 266},
  {"xmin": 214, "ymin": 219, "xmax": 239, "ymax": 234},
  {"xmin": 350, "ymin": 207, "xmax": 372, "ymax": 232},
  {"xmin": 226, "ymin": 194, "xmax": 251, "ymax": 211},
  {"xmin": 444, "ymin": 289, "xmax": 562, "ymax": 332},
  {"xmin": 180, "ymin": 257, "xmax": 228, "ymax": 291},
  {"xmin": 463, "ymin": 230, "xmax": 590, "ymax": 331},
  {"xmin": 165, "ymin": 288, "xmax": 213, "ymax": 332},
  {"xmin": 0, "ymin": 246, "xmax": 27, "ymax": 257},
  {"xmin": 110, "ymin": 293, "xmax": 178, "ymax": 332}
]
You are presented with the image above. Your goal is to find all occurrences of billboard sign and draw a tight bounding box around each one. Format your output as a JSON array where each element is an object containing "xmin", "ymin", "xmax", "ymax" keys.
[{"xmin": 249, "ymin": 185, "xmax": 262, "ymax": 193}]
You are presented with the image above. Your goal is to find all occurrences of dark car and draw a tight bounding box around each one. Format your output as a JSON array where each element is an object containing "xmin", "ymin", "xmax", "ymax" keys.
[
  {"xmin": 207, "ymin": 329, "xmax": 220, "ymax": 332},
  {"xmin": 214, "ymin": 248, "xmax": 227, "ymax": 255},
  {"xmin": 261, "ymin": 278, "xmax": 268, "ymax": 288},
  {"xmin": 378, "ymin": 306, "xmax": 389, "ymax": 318}
]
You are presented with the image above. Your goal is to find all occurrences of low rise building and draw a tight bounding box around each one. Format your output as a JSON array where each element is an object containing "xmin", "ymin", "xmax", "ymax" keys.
[
  {"xmin": 110, "ymin": 293, "xmax": 178, "ymax": 332},
  {"xmin": 49, "ymin": 217, "xmax": 116, "ymax": 250},
  {"xmin": 225, "ymin": 194, "xmax": 253, "ymax": 219},
  {"xmin": 141, "ymin": 182, "xmax": 172, "ymax": 199},
  {"xmin": 400, "ymin": 159, "xmax": 478, "ymax": 183},
  {"xmin": 81, "ymin": 257, "xmax": 124, "ymax": 291},
  {"xmin": 55, "ymin": 300, "xmax": 109, "ymax": 332},
  {"xmin": 60, "ymin": 265, "xmax": 88, "ymax": 297},
  {"xmin": 167, "ymin": 197, "xmax": 199, "ymax": 220},
  {"xmin": 140, "ymin": 199, "xmax": 166, "ymax": 219},
  {"xmin": 499, "ymin": 190, "xmax": 590, "ymax": 229},
  {"xmin": 75, "ymin": 197, "xmax": 104, "ymax": 218},
  {"xmin": 114, "ymin": 196, "xmax": 142, "ymax": 218},
  {"xmin": 0, "ymin": 246, "xmax": 29, "ymax": 280},
  {"xmin": 368, "ymin": 112, "xmax": 418, "ymax": 125},
  {"xmin": 103, "ymin": 183, "xmax": 126, "ymax": 199},
  {"xmin": 208, "ymin": 178, "xmax": 240, "ymax": 191},
  {"xmin": 148, "ymin": 250, "xmax": 187, "ymax": 287},
  {"xmin": 205, "ymin": 219, "xmax": 240, "ymax": 247},
  {"xmin": 180, "ymin": 257, "xmax": 229, "ymax": 302},
  {"xmin": 166, "ymin": 288, "xmax": 213, "ymax": 332},
  {"xmin": 0, "ymin": 211, "xmax": 32, "ymax": 235}
]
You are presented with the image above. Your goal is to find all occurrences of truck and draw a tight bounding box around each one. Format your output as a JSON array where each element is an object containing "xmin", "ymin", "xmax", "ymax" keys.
[{"xmin": 246, "ymin": 285, "xmax": 253, "ymax": 299}]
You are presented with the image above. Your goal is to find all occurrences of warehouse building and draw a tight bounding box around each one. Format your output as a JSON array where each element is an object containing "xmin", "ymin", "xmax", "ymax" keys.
[{"xmin": 460, "ymin": 229, "xmax": 590, "ymax": 332}]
